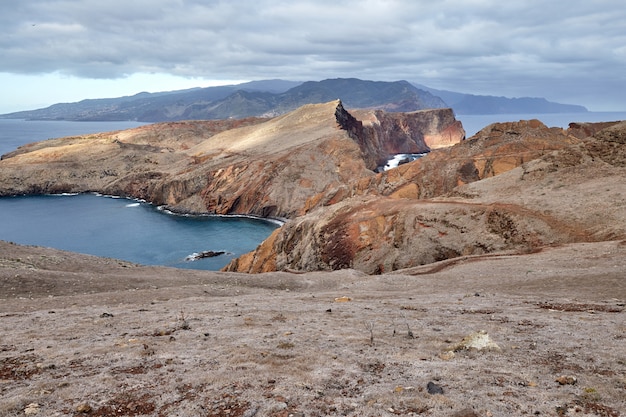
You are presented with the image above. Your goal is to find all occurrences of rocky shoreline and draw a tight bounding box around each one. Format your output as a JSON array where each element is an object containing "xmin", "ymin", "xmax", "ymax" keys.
[{"xmin": 3, "ymin": 101, "xmax": 625, "ymax": 277}]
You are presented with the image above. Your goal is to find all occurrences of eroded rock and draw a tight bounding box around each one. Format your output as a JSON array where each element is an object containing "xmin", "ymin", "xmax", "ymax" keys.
[{"xmin": 0, "ymin": 101, "xmax": 462, "ymax": 219}]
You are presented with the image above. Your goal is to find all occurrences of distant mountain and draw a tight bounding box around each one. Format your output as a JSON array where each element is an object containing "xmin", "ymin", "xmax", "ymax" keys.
[
  {"xmin": 0, "ymin": 78, "xmax": 446, "ymax": 122},
  {"xmin": 412, "ymin": 84, "xmax": 588, "ymax": 114},
  {"xmin": 1, "ymin": 78, "xmax": 587, "ymax": 122}
]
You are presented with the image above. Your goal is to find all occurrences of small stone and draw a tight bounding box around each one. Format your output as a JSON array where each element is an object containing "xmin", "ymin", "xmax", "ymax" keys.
[
  {"xmin": 334, "ymin": 296, "xmax": 352, "ymax": 302},
  {"xmin": 275, "ymin": 402, "xmax": 288, "ymax": 410},
  {"xmin": 555, "ymin": 375, "xmax": 577, "ymax": 385},
  {"xmin": 75, "ymin": 403, "xmax": 92, "ymax": 413},
  {"xmin": 452, "ymin": 330, "xmax": 501, "ymax": 352},
  {"xmin": 439, "ymin": 351, "xmax": 455, "ymax": 361},
  {"xmin": 427, "ymin": 381, "xmax": 444, "ymax": 395},
  {"xmin": 24, "ymin": 403, "xmax": 40, "ymax": 415},
  {"xmin": 451, "ymin": 408, "xmax": 480, "ymax": 417}
]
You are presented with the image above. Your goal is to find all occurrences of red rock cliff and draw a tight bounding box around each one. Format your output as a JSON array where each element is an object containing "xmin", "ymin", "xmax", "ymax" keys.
[
  {"xmin": 224, "ymin": 120, "xmax": 626, "ymax": 274},
  {"xmin": 0, "ymin": 101, "xmax": 465, "ymax": 219}
]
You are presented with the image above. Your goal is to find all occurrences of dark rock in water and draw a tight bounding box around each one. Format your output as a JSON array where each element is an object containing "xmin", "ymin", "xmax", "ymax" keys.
[
  {"xmin": 185, "ymin": 250, "xmax": 228, "ymax": 261},
  {"xmin": 427, "ymin": 381, "xmax": 444, "ymax": 395}
]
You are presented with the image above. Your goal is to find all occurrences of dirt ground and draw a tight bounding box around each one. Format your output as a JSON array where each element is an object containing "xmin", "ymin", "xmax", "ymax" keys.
[{"xmin": 1, "ymin": 240, "xmax": 624, "ymax": 416}]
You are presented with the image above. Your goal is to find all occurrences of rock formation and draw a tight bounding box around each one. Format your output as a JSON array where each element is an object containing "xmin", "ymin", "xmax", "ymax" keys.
[
  {"xmin": 346, "ymin": 107, "xmax": 465, "ymax": 168},
  {"xmin": 3, "ymin": 100, "xmax": 623, "ymax": 275},
  {"xmin": 0, "ymin": 101, "xmax": 463, "ymax": 220},
  {"xmin": 300, "ymin": 119, "xmax": 580, "ymax": 213},
  {"xmin": 224, "ymin": 120, "xmax": 626, "ymax": 273}
]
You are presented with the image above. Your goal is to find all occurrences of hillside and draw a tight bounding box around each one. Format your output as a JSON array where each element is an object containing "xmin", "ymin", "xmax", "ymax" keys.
[
  {"xmin": 0, "ymin": 79, "xmax": 445, "ymax": 122},
  {"xmin": 1, "ymin": 78, "xmax": 587, "ymax": 122},
  {"xmin": 0, "ymin": 101, "xmax": 464, "ymax": 218},
  {"xmin": 0, "ymin": 238, "xmax": 623, "ymax": 417},
  {"xmin": 225, "ymin": 120, "xmax": 626, "ymax": 274}
]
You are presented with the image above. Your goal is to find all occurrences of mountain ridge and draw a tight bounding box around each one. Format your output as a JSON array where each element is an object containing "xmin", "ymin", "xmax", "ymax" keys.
[
  {"xmin": 413, "ymin": 83, "xmax": 588, "ymax": 114},
  {"xmin": 1, "ymin": 78, "xmax": 587, "ymax": 122}
]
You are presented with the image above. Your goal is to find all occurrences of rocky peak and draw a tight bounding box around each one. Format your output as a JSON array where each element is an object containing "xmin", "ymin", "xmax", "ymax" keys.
[{"xmin": 335, "ymin": 104, "xmax": 465, "ymax": 169}]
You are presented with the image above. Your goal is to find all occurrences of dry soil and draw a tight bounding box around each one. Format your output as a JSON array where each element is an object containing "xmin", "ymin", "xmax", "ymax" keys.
[{"xmin": 1, "ymin": 240, "xmax": 624, "ymax": 416}]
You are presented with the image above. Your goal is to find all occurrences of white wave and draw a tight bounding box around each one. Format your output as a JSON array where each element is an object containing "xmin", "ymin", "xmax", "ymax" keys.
[
  {"xmin": 383, "ymin": 153, "xmax": 428, "ymax": 170},
  {"xmin": 125, "ymin": 202, "xmax": 141, "ymax": 207},
  {"xmin": 156, "ymin": 205, "xmax": 285, "ymax": 225}
]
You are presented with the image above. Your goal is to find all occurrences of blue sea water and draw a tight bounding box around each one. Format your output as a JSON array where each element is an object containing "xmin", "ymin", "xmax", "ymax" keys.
[
  {"xmin": 0, "ymin": 119, "xmax": 279, "ymax": 270},
  {"xmin": 0, "ymin": 194, "xmax": 279, "ymax": 270}
]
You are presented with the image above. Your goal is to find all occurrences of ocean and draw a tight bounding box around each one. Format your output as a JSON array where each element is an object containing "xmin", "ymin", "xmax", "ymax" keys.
[{"xmin": 0, "ymin": 193, "xmax": 280, "ymax": 270}]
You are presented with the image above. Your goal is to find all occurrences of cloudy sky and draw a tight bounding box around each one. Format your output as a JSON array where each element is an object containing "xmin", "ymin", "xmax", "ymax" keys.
[{"xmin": 1, "ymin": 0, "xmax": 625, "ymax": 114}]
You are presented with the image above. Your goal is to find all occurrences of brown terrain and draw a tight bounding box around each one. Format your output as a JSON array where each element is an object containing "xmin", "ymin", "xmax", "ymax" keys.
[{"xmin": 0, "ymin": 102, "xmax": 625, "ymax": 416}]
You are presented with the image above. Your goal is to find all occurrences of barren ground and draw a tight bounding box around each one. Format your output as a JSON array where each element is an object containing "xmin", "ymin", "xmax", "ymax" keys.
[{"xmin": 1, "ymin": 240, "xmax": 624, "ymax": 416}]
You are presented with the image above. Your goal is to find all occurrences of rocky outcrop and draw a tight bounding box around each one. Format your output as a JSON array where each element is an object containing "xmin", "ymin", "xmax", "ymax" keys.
[
  {"xmin": 300, "ymin": 119, "xmax": 581, "ymax": 213},
  {"xmin": 224, "ymin": 121, "xmax": 626, "ymax": 274},
  {"xmin": 6, "ymin": 100, "xmax": 622, "ymax": 276},
  {"xmin": 565, "ymin": 120, "xmax": 622, "ymax": 139},
  {"xmin": 0, "ymin": 101, "xmax": 462, "ymax": 219},
  {"xmin": 347, "ymin": 108, "xmax": 465, "ymax": 168},
  {"xmin": 225, "ymin": 195, "xmax": 577, "ymax": 274}
]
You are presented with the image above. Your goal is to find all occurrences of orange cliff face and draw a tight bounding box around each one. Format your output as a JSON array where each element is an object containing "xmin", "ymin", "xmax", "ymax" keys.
[
  {"xmin": 0, "ymin": 101, "xmax": 465, "ymax": 219},
  {"xmin": 224, "ymin": 120, "xmax": 626, "ymax": 274},
  {"xmin": 348, "ymin": 107, "xmax": 465, "ymax": 168}
]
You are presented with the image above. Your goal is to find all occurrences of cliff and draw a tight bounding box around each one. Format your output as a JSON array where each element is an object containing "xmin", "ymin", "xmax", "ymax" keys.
[
  {"xmin": 0, "ymin": 101, "xmax": 463, "ymax": 219},
  {"xmin": 300, "ymin": 119, "xmax": 579, "ymax": 213},
  {"xmin": 224, "ymin": 120, "xmax": 626, "ymax": 273},
  {"xmin": 348, "ymin": 108, "xmax": 465, "ymax": 168},
  {"xmin": 3, "ymin": 102, "xmax": 623, "ymax": 276}
]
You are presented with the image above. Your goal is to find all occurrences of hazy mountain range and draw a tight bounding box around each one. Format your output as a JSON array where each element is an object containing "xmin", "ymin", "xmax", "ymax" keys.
[{"xmin": 0, "ymin": 78, "xmax": 587, "ymax": 122}]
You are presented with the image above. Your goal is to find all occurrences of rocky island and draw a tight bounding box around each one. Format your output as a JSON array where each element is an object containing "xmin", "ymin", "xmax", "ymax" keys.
[{"xmin": 1, "ymin": 102, "xmax": 624, "ymax": 416}]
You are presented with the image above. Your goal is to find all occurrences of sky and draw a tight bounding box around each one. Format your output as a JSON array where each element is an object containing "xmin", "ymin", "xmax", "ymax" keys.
[{"xmin": 1, "ymin": 0, "xmax": 625, "ymax": 114}]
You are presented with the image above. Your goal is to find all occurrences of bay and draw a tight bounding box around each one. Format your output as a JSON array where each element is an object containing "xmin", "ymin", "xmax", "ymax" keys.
[
  {"xmin": 0, "ymin": 119, "xmax": 280, "ymax": 270},
  {"xmin": 0, "ymin": 194, "xmax": 279, "ymax": 270}
]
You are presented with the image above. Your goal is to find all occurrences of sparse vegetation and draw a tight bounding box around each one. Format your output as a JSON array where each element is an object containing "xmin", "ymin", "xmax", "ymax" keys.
[{"xmin": 1, "ymin": 239, "xmax": 625, "ymax": 416}]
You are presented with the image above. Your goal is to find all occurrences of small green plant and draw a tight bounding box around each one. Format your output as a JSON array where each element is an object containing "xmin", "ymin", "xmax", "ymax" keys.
[{"xmin": 581, "ymin": 387, "xmax": 602, "ymax": 402}]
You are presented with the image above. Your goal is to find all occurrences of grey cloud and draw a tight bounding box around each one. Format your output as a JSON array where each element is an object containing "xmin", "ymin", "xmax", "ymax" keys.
[{"xmin": 1, "ymin": 0, "xmax": 625, "ymax": 109}]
